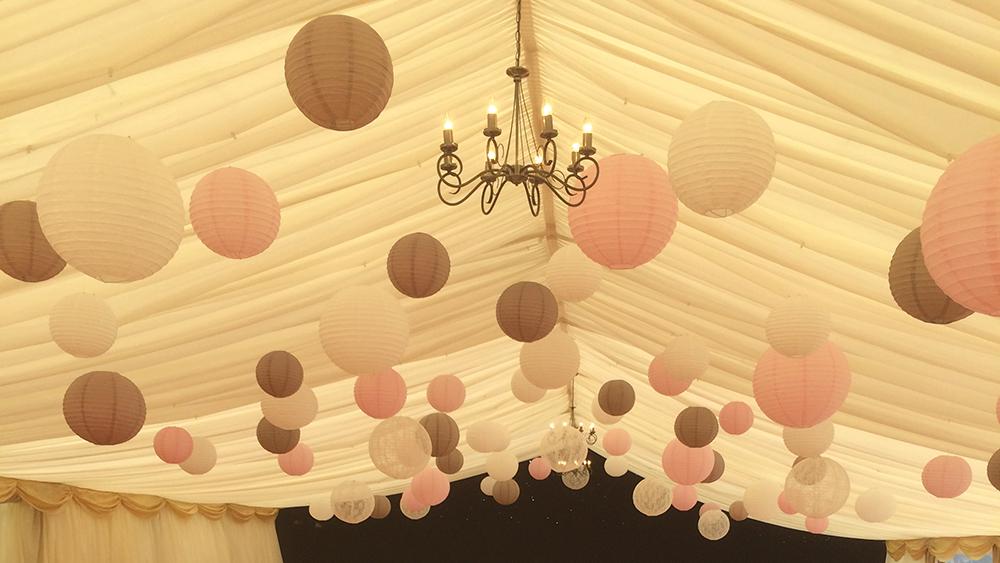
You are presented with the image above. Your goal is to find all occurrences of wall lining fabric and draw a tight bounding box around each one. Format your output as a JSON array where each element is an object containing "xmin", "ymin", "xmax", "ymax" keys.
[{"xmin": 886, "ymin": 538, "xmax": 1000, "ymax": 562}]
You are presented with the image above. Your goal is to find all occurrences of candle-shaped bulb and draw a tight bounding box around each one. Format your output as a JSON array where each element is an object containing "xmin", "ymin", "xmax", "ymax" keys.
[
  {"xmin": 571, "ymin": 142, "xmax": 580, "ymax": 152},
  {"xmin": 542, "ymin": 102, "xmax": 554, "ymax": 131},
  {"xmin": 533, "ymin": 154, "xmax": 543, "ymax": 165},
  {"xmin": 486, "ymin": 101, "xmax": 497, "ymax": 130},
  {"xmin": 581, "ymin": 121, "xmax": 593, "ymax": 148},
  {"xmin": 487, "ymin": 149, "xmax": 496, "ymax": 161},
  {"xmin": 442, "ymin": 117, "xmax": 454, "ymax": 144},
  {"xmin": 444, "ymin": 117, "xmax": 453, "ymax": 130},
  {"xmin": 582, "ymin": 122, "xmax": 593, "ymax": 133},
  {"xmin": 487, "ymin": 101, "xmax": 497, "ymax": 115},
  {"xmin": 542, "ymin": 103, "xmax": 552, "ymax": 116}
]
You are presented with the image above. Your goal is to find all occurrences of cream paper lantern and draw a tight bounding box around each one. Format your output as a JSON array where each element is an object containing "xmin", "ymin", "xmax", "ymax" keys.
[
  {"xmin": 765, "ymin": 296, "xmax": 832, "ymax": 357},
  {"xmin": 511, "ymin": 369, "xmax": 546, "ymax": 403},
  {"xmin": 632, "ymin": 478, "xmax": 672, "ymax": 516},
  {"xmin": 318, "ymin": 286, "xmax": 409, "ymax": 375},
  {"xmin": 591, "ymin": 399, "xmax": 622, "ymax": 425},
  {"xmin": 784, "ymin": 457, "xmax": 850, "ymax": 518},
  {"xmin": 658, "ymin": 335, "xmax": 710, "ymax": 381},
  {"xmin": 605, "ymin": 456, "xmax": 628, "ymax": 477},
  {"xmin": 368, "ymin": 416, "xmax": 432, "ymax": 479},
  {"xmin": 667, "ymin": 100, "xmax": 775, "ymax": 217},
  {"xmin": 331, "ymin": 480, "xmax": 375, "ymax": 524},
  {"xmin": 480, "ymin": 476, "xmax": 496, "ymax": 496},
  {"xmin": 49, "ymin": 293, "xmax": 117, "ymax": 357},
  {"xmin": 260, "ymin": 386, "xmax": 318, "ymax": 430},
  {"xmin": 855, "ymin": 488, "xmax": 896, "ymax": 523},
  {"xmin": 467, "ymin": 421, "xmax": 510, "ymax": 453},
  {"xmin": 519, "ymin": 329, "xmax": 580, "ymax": 390},
  {"xmin": 486, "ymin": 451, "xmax": 518, "ymax": 481},
  {"xmin": 36, "ymin": 134, "xmax": 184, "ymax": 282},
  {"xmin": 540, "ymin": 425, "xmax": 588, "ymax": 474},
  {"xmin": 782, "ymin": 419, "xmax": 835, "ymax": 458},
  {"xmin": 179, "ymin": 437, "xmax": 217, "ymax": 475},
  {"xmin": 698, "ymin": 510, "xmax": 731, "ymax": 540},
  {"xmin": 743, "ymin": 480, "xmax": 783, "ymax": 521},
  {"xmin": 562, "ymin": 467, "xmax": 590, "ymax": 490},
  {"xmin": 308, "ymin": 499, "xmax": 334, "ymax": 522},
  {"xmin": 544, "ymin": 245, "xmax": 602, "ymax": 302},
  {"xmin": 401, "ymin": 502, "xmax": 430, "ymax": 520}
]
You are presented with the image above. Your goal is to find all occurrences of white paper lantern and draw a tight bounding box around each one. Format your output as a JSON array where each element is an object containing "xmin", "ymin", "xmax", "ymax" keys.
[
  {"xmin": 519, "ymin": 329, "xmax": 580, "ymax": 390},
  {"xmin": 658, "ymin": 335, "xmax": 710, "ymax": 381},
  {"xmin": 562, "ymin": 467, "xmax": 590, "ymax": 490},
  {"xmin": 36, "ymin": 134, "xmax": 184, "ymax": 282},
  {"xmin": 605, "ymin": 456, "xmax": 628, "ymax": 477},
  {"xmin": 855, "ymin": 488, "xmax": 896, "ymax": 523},
  {"xmin": 698, "ymin": 510, "xmax": 731, "ymax": 540},
  {"xmin": 591, "ymin": 399, "xmax": 622, "ymax": 425},
  {"xmin": 368, "ymin": 416, "xmax": 432, "ymax": 479},
  {"xmin": 765, "ymin": 296, "xmax": 832, "ymax": 357},
  {"xmin": 511, "ymin": 369, "xmax": 545, "ymax": 403},
  {"xmin": 401, "ymin": 502, "xmax": 429, "ymax": 520},
  {"xmin": 480, "ymin": 476, "xmax": 496, "ymax": 496},
  {"xmin": 318, "ymin": 286, "xmax": 409, "ymax": 375},
  {"xmin": 782, "ymin": 419, "xmax": 835, "ymax": 458},
  {"xmin": 544, "ymin": 245, "xmax": 602, "ymax": 302},
  {"xmin": 467, "ymin": 421, "xmax": 510, "ymax": 453},
  {"xmin": 260, "ymin": 386, "xmax": 318, "ymax": 430},
  {"xmin": 179, "ymin": 437, "xmax": 216, "ymax": 475},
  {"xmin": 539, "ymin": 425, "xmax": 588, "ymax": 474},
  {"xmin": 49, "ymin": 293, "xmax": 117, "ymax": 357},
  {"xmin": 330, "ymin": 480, "xmax": 375, "ymax": 524},
  {"xmin": 632, "ymin": 478, "xmax": 672, "ymax": 516},
  {"xmin": 668, "ymin": 101, "xmax": 775, "ymax": 217},
  {"xmin": 486, "ymin": 451, "xmax": 518, "ymax": 481},
  {"xmin": 308, "ymin": 499, "xmax": 334, "ymax": 521},
  {"xmin": 784, "ymin": 457, "xmax": 850, "ymax": 518},
  {"xmin": 743, "ymin": 480, "xmax": 783, "ymax": 521}
]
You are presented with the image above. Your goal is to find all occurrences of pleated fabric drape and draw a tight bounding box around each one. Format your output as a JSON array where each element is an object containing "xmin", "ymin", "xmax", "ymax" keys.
[{"xmin": 886, "ymin": 537, "xmax": 1000, "ymax": 562}]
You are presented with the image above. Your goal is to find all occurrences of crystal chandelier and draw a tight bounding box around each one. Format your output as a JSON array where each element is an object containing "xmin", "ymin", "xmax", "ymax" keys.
[{"xmin": 436, "ymin": 0, "xmax": 600, "ymax": 216}]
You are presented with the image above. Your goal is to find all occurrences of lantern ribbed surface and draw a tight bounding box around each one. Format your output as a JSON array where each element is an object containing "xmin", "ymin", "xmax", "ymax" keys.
[
  {"xmin": 387, "ymin": 232, "xmax": 450, "ymax": 298},
  {"xmin": 703, "ymin": 451, "xmax": 725, "ymax": 483},
  {"xmin": 260, "ymin": 386, "xmax": 317, "ymax": 430},
  {"xmin": 255, "ymin": 350, "xmax": 304, "ymax": 398},
  {"xmin": 153, "ymin": 427, "xmax": 193, "ymax": 464},
  {"xmin": 519, "ymin": 329, "xmax": 580, "ymax": 390},
  {"xmin": 0, "ymin": 200, "xmax": 65, "ymax": 282},
  {"xmin": 921, "ymin": 455, "xmax": 972, "ymax": 498},
  {"xmin": 753, "ymin": 342, "xmax": 851, "ymax": 428},
  {"xmin": 598, "ymin": 379, "xmax": 635, "ymax": 416},
  {"xmin": 419, "ymin": 412, "xmax": 459, "ymax": 457},
  {"xmin": 492, "ymin": 480, "xmax": 520, "ymax": 505},
  {"xmin": 354, "ymin": 369, "xmax": 407, "ymax": 419},
  {"xmin": 544, "ymin": 244, "xmax": 602, "ymax": 302},
  {"xmin": 765, "ymin": 296, "xmax": 832, "ymax": 357},
  {"xmin": 49, "ymin": 293, "xmax": 117, "ymax": 358},
  {"xmin": 784, "ymin": 457, "xmax": 850, "ymax": 518},
  {"xmin": 890, "ymin": 227, "xmax": 972, "ymax": 324},
  {"xmin": 657, "ymin": 335, "xmax": 710, "ymax": 381},
  {"xmin": 661, "ymin": 439, "xmax": 715, "ymax": 485},
  {"xmin": 319, "ymin": 286, "xmax": 409, "ymax": 375},
  {"xmin": 436, "ymin": 449, "xmax": 464, "ymax": 475},
  {"xmin": 190, "ymin": 167, "xmax": 280, "ymax": 259},
  {"xmin": 256, "ymin": 417, "xmax": 300, "ymax": 454},
  {"xmin": 719, "ymin": 401, "xmax": 754, "ymax": 435},
  {"xmin": 180, "ymin": 437, "xmax": 216, "ymax": 475},
  {"xmin": 62, "ymin": 371, "xmax": 146, "ymax": 446},
  {"xmin": 782, "ymin": 419, "xmax": 835, "ymax": 458},
  {"xmin": 495, "ymin": 281, "xmax": 558, "ymax": 342},
  {"xmin": 674, "ymin": 406, "xmax": 719, "ymax": 448}
]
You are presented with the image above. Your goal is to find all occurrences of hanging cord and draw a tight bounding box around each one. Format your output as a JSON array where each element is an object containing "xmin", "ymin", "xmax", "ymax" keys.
[{"xmin": 514, "ymin": 0, "xmax": 522, "ymax": 67}]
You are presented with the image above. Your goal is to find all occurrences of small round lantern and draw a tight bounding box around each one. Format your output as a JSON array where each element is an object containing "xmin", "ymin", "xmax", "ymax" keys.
[
  {"xmin": 331, "ymin": 480, "xmax": 375, "ymax": 524},
  {"xmin": 784, "ymin": 457, "xmax": 850, "ymax": 518},
  {"xmin": 674, "ymin": 406, "xmax": 719, "ymax": 448},
  {"xmin": 805, "ymin": 516, "xmax": 829, "ymax": 534},
  {"xmin": 486, "ymin": 452, "xmax": 518, "ymax": 481},
  {"xmin": 255, "ymin": 351, "xmax": 303, "ymax": 398},
  {"xmin": 719, "ymin": 401, "xmax": 754, "ymax": 435},
  {"xmin": 410, "ymin": 466, "xmax": 449, "ymax": 506},
  {"xmin": 278, "ymin": 443, "xmax": 314, "ymax": 476},
  {"xmin": 655, "ymin": 335, "xmax": 710, "ymax": 381},
  {"xmin": 544, "ymin": 244, "xmax": 602, "ymax": 302},
  {"xmin": 604, "ymin": 456, "xmax": 628, "ymax": 477},
  {"xmin": 698, "ymin": 510, "xmax": 731, "ymax": 540},
  {"xmin": 889, "ymin": 228, "xmax": 972, "ymax": 324},
  {"xmin": 540, "ymin": 425, "xmax": 588, "ymax": 473},
  {"xmin": 562, "ymin": 467, "xmax": 590, "ymax": 490},
  {"xmin": 782, "ymin": 420, "xmax": 835, "ymax": 457},
  {"xmin": 602, "ymin": 428, "xmax": 632, "ymax": 456},
  {"xmin": 387, "ymin": 232, "xmax": 450, "ymax": 298},
  {"xmin": 368, "ymin": 416, "xmax": 432, "ymax": 479},
  {"xmin": 988, "ymin": 449, "xmax": 1000, "ymax": 492},
  {"xmin": 63, "ymin": 371, "xmax": 146, "ymax": 445},
  {"xmin": 420, "ymin": 412, "xmax": 460, "ymax": 456},
  {"xmin": 260, "ymin": 386, "xmax": 317, "ymax": 430},
  {"xmin": 922, "ymin": 455, "xmax": 972, "ymax": 498},
  {"xmin": 519, "ymin": 329, "xmax": 580, "ymax": 390},
  {"xmin": 598, "ymin": 379, "xmax": 635, "ymax": 416},
  {"xmin": 753, "ymin": 342, "xmax": 851, "ymax": 428},
  {"xmin": 529, "ymin": 457, "xmax": 552, "ymax": 480},
  {"xmin": 153, "ymin": 427, "xmax": 193, "ymax": 464},
  {"xmin": 511, "ymin": 368, "xmax": 546, "ymax": 403},
  {"xmin": 765, "ymin": 296, "xmax": 832, "ymax": 357},
  {"xmin": 703, "ymin": 451, "xmax": 725, "ymax": 483},
  {"xmin": 480, "ymin": 476, "xmax": 495, "ymax": 496},
  {"xmin": 467, "ymin": 420, "xmax": 509, "ymax": 453},
  {"xmin": 318, "ymin": 286, "xmax": 409, "ymax": 375},
  {"xmin": 436, "ymin": 449, "xmax": 464, "ymax": 475},
  {"xmin": 371, "ymin": 495, "xmax": 391, "ymax": 520},
  {"xmin": 190, "ymin": 167, "xmax": 280, "ymax": 259},
  {"xmin": 493, "ymin": 480, "xmax": 520, "ymax": 506},
  {"xmin": 647, "ymin": 354, "xmax": 693, "ymax": 396},
  {"xmin": 426, "ymin": 374, "xmax": 465, "ymax": 412},
  {"xmin": 672, "ymin": 485, "xmax": 697, "ymax": 511},
  {"xmin": 729, "ymin": 501, "xmax": 749, "ymax": 521},
  {"xmin": 496, "ymin": 281, "xmax": 558, "ymax": 342},
  {"xmin": 49, "ymin": 293, "xmax": 117, "ymax": 358},
  {"xmin": 180, "ymin": 437, "xmax": 217, "ymax": 475},
  {"xmin": 633, "ymin": 478, "xmax": 672, "ymax": 516},
  {"xmin": 661, "ymin": 440, "xmax": 714, "ymax": 485},
  {"xmin": 354, "ymin": 369, "xmax": 407, "ymax": 419},
  {"xmin": 256, "ymin": 418, "xmax": 300, "ymax": 454},
  {"xmin": 855, "ymin": 488, "xmax": 896, "ymax": 523},
  {"xmin": 0, "ymin": 200, "xmax": 65, "ymax": 282}
]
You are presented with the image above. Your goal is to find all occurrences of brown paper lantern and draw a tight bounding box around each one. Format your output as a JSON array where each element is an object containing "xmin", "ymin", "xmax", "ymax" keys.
[
  {"xmin": 493, "ymin": 480, "xmax": 520, "ymax": 505},
  {"xmin": 63, "ymin": 371, "xmax": 146, "ymax": 445},
  {"xmin": 256, "ymin": 351, "xmax": 304, "ymax": 398},
  {"xmin": 436, "ymin": 449, "xmax": 464, "ymax": 475},
  {"xmin": 889, "ymin": 227, "xmax": 972, "ymax": 324},
  {"xmin": 285, "ymin": 15, "xmax": 393, "ymax": 131},
  {"xmin": 703, "ymin": 451, "xmax": 726, "ymax": 483},
  {"xmin": 371, "ymin": 495, "xmax": 391, "ymax": 520},
  {"xmin": 256, "ymin": 418, "xmax": 300, "ymax": 454},
  {"xmin": 729, "ymin": 500, "xmax": 748, "ymax": 522},
  {"xmin": 387, "ymin": 233, "xmax": 450, "ymax": 298},
  {"xmin": 674, "ymin": 406, "xmax": 719, "ymax": 448},
  {"xmin": 420, "ymin": 412, "xmax": 460, "ymax": 457},
  {"xmin": 0, "ymin": 201, "xmax": 65, "ymax": 282},
  {"xmin": 988, "ymin": 449, "xmax": 1000, "ymax": 492},
  {"xmin": 598, "ymin": 380, "xmax": 635, "ymax": 416},
  {"xmin": 496, "ymin": 281, "xmax": 558, "ymax": 343}
]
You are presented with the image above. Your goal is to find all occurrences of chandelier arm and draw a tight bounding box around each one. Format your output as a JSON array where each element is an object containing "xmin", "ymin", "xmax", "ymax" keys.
[
  {"xmin": 523, "ymin": 181, "xmax": 542, "ymax": 217},
  {"xmin": 481, "ymin": 177, "xmax": 509, "ymax": 215},
  {"xmin": 539, "ymin": 174, "xmax": 586, "ymax": 207}
]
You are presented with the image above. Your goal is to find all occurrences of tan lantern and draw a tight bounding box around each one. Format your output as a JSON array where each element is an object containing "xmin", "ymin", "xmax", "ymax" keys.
[
  {"xmin": 318, "ymin": 286, "xmax": 409, "ymax": 375},
  {"xmin": 0, "ymin": 200, "xmax": 65, "ymax": 282},
  {"xmin": 49, "ymin": 293, "xmax": 117, "ymax": 358}
]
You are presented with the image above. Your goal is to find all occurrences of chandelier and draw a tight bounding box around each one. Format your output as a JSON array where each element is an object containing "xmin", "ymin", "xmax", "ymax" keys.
[{"xmin": 436, "ymin": 0, "xmax": 600, "ymax": 216}]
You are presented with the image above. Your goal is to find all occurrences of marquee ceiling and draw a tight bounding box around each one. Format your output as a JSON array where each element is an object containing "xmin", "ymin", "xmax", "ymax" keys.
[{"xmin": 1, "ymin": 0, "xmax": 999, "ymax": 541}]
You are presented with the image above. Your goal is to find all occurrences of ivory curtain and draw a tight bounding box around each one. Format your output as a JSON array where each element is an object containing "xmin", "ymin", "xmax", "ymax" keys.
[{"xmin": 886, "ymin": 538, "xmax": 1000, "ymax": 562}]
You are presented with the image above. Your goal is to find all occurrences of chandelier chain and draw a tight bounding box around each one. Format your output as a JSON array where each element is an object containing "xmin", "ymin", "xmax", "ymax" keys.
[{"xmin": 515, "ymin": 0, "xmax": 522, "ymax": 66}]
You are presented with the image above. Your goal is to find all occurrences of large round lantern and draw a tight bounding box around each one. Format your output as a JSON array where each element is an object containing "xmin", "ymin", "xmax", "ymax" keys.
[
  {"xmin": 467, "ymin": 421, "xmax": 509, "ymax": 453},
  {"xmin": 674, "ymin": 406, "xmax": 718, "ymax": 448},
  {"xmin": 256, "ymin": 418, "xmax": 300, "ymax": 454},
  {"xmin": 368, "ymin": 416, "xmax": 432, "ymax": 479},
  {"xmin": 260, "ymin": 386, "xmax": 317, "ymax": 430},
  {"xmin": 354, "ymin": 369, "xmax": 406, "ymax": 419},
  {"xmin": 598, "ymin": 379, "xmax": 635, "ymax": 416},
  {"xmin": 667, "ymin": 100, "xmax": 775, "ymax": 217},
  {"xmin": 179, "ymin": 437, "xmax": 217, "ymax": 475},
  {"xmin": 719, "ymin": 401, "xmax": 754, "ymax": 435},
  {"xmin": 411, "ymin": 466, "xmax": 450, "ymax": 506},
  {"xmin": 784, "ymin": 457, "xmax": 850, "ymax": 518},
  {"xmin": 889, "ymin": 228, "xmax": 972, "ymax": 324},
  {"xmin": 153, "ymin": 427, "xmax": 193, "ymax": 464},
  {"xmin": 743, "ymin": 480, "xmax": 782, "ymax": 521},
  {"xmin": 782, "ymin": 420, "xmax": 834, "ymax": 457},
  {"xmin": 284, "ymin": 15, "xmax": 393, "ymax": 131},
  {"xmin": 255, "ymin": 351, "xmax": 303, "ymax": 398},
  {"xmin": 698, "ymin": 510, "xmax": 731, "ymax": 540},
  {"xmin": 632, "ymin": 478, "xmax": 672, "ymax": 516},
  {"xmin": 661, "ymin": 440, "xmax": 714, "ymax": 485},
  {"xmin": 568, "ymin": 154, "xmax": 678, "ymax": 269},
  {"xmin": 647, "ymin": 354, "xmax": 693, "ymax": 396},
  {"xmin": 436, "ymin": 449, "xmax": 464, "ymax": 475},
  {"xmin": 278, "ymin": 443, "xmax": 314, "ymax": 476},
  {"xmin": 855, "ymin": 488, "xmax": 896, "ymax": 523},
  {"xmin": 765, "ymin": 296, "xmax": 832, "ymax": 357},
  {"xmin": 544, "ymin": 244, "xmax": 602, "ymax": 302},
  {"xmin": 655, "ymin": 335, "xmax": 710, "ymax": 381},
  {"xmin": 0, "ymin": 201, "xmax": 65, "ymax": 282},
  {"xmin": 540, "ymin": 425, "xmax": 588, "ymax": 473},
  {"xmin": 49, "ymin": 293, "xmax": 117, "ymax": 358},
  {"xmin": 426, "ymin": 374, "xmax": 465, "ymax": 412},
  {"xmin": 519, "ymin": 329, "xmax": 580, "ymax": 390},
  {"xmin": 921, "ymin": 455, "xmax": 971, "ymax": 498},
  {"xmin": 36, "ymin": 135, "xmax": 183, "ymax": 282},
  {"xmin": 496, "ymin": 281, "xmax": 558, "ymax": 342},
  {"xmin": 921, "ymin": 135, "xmax": 1000, "ymax": 315},
  {"xmin": 331, "ymin": 480, "xmax": 375, "ymax": 524},
  {"xmin": 190, "ymin": 167, "xmax": 280, "ymax": 259},
  {"xmin": 493, "ymin": 480, "xmax": 520, "ymax": 506},
  {"xmin": 63, "ymin": 371, "xmax": 146, "ymax": 445},
  {"xmin": 387, "ymin": 232, "xmax": 450, "ymax": 298},
  {"xmin": 318, "ymin": 286, "xmax": 409, "ymax": 375},
  {"xmin": 511, "ymin": 369, "xmax": 545, "ymax": 403},
  {"xmin": 419, "ymin": 413, "xmax": 459, "ymax": 456},
  {"xmin": 753, "ymin": 342, "xmax": 851, "ymax": 428}
]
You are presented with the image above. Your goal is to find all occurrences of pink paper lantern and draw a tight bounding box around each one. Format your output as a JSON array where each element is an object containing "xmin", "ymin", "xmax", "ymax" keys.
[
  {"xmin": 568, "ymin": 154, "xmax": 679, "ymax": 270},
  {"xmin": 647, "ymin": 354, "xmax": 693, "ymax": 396},
  {"xmin": 189, "ymin": 167, "xmax": 280, "ymax": 259},
  {"xmin": 427, "ymin": 374, "xmax": 465, "ymax": 413},
  {"xmin": 354, "ymin": 369, "xmax": 406, "ymax": 419},
  {"xmin": 410, "ymin": 466, "xmax": 450, "ymax": 506},
  {"xmin": 672, "ymin": 485, "xmax": 697, "ymax": 511},
  {"xmin": 778, "ymin": 491, "xmax": 797, "ymax": 515},
  {"xmin": 922, "ymin": 455, "xmax": 972, "ymax": 498},
  {"xmin": 400, "ymin": 485, "xmax": 427, "ymax": 513},
  {"xmin": 719, "ymin": 401, "xmax": 754, "ymax": 435},
  {"xmin": 153, "ymin": 426, "xmax": 193, "ymax": 464},
  {"xmin": 661, "ymin": 439, "xmax": 715, "ymax": 485},
  {"xmin": 603, "ymin": 428, "xmax": 632, "ymax": 456},
  {"xmin": 529, "ymin": 457, "xmax": 552, "ymax": 480},
  {"xmin": 805, "ymin": 516, "xmax": 829, "ymax": 534},
  {"xmin": 699, "ymin": 502, "xmax": 721, "ymax": 516},
  {"xmin": 752, "ymin": 342, "xmax": 851, "ymax": 428},
  {"xmin": 278, "ymin": 443, "xmax": 314, "ymax": 476},
  {"xmin": 921, "ymin": 135, "xmax": 1000, "ymax": 315}
]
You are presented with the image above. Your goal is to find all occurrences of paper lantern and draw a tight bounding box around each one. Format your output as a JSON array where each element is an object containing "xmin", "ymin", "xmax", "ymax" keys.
[
  {"xmin": 699, "ymin": 503, "xmax": 722, "ymax": 516},
  {"xmin": 371, "ymin": 495, "xmax": 391, "ymax": 520},
  {"xmin": 480, "ymin": 476, "xmax": 496, "ymax": 496},
  {"xmin": 355, "ymin": 369, "xmax": 406, "ymax": 419},
  {"xmin": 698, "ymin": 510, "xmax": 731, "ymax": 540},
  {"xmin": 568, "ymin": 154, "xmax": 678, "ymax": 269},
  {"xmin": 540, "ymin": 425, "xmax": 588, "ymax": 473},
  {"xmin": 467, "ymin": 421, "xmax": 509, "ymax": 453},
  {"xmin": 591, "ymin": 399, "xmax": 622, "ymax": 425},
  {"xmin": 401, "ymin": 500, "xmax": 430, "ymax": 520},
  {"xmin": 633, "ymin": 478, "xmax": 672, "ymax": 516},
  {"xmin": 519, "ymin": 330, "xmax": 580, "ymax": 390},
  {"xmin": 647, "ymin": 355, "xmax": 693, "ymax": 397},
  {"xmin": 49, "ymin": 293, "xmax": 117, "ymax": 358},
  {"xmin": 778, "ymin": 491, "xmax": 797, "ymax": 515},
  {"xmin": 703, "ymin": 451, "xmax": 725, "ymax": 484},
  {"xmin": 256, "ymin": 418, "xmax": 300, "ymax": 454},
  {"xmin": 719, "ymin": 401, "xmax": 754, "ymax": 435},
  {"xmin": 190, "ymin": 167, "xmax": 280, "ymax": 259},
  {"xmin": 674, "ymin": 406, "xmax": 719, "ymax": 448},
  {"xmin": 153, "ymin": 427, "xmax": 193, "ymax": 464},
  {"xmin": 544, "ymin": 244, "xmax": 602, "ymax": 302},
  {"xmin": 889, "ymin": 228, "xmax": 972, "ymax": 324},
  {"xmin": 988, "ymin": 449, "xmax": 1000, "ymax": 492},
  {"xmin": 493, "ymin": 480, "xmax": 520, "ymax": 506},
  {"xmin": 411, "ymin": 466, "xmax": 449, "ymax": 506},
  {"xmin": 420, "ymin": 413, "xmax": 459, "ymax": 457},
  {"xmin": 387, "ymin": 232, "xmax": 450, "ymax": 298},
  {"xmin": 36, "ymin": 134, "xmax": 183, "ymax": 282},
  {"xmin": 511, "ymin": 369, "xmax": 546, "ymax": 403},
  {"xmin": 400, "ymin": 486, "xmax": 426, "ymax": 513},
  {"xmin": 672, "ymin": 485, "xmax": 697, "ymax": 511},
  {"xmin": 436, "ymin": 449, "xmax": 464, "ymax": 475},
  {"xmin": 562, "ymin": 467, "xmax": 590, "ymax": 490},
  {"xmin": 855, "ymin": 488, "xmax": 896, "ymax": 523},
  {"xmin": 668, "ymin": 100, "xmax": 775, "ymax": 217},
  {"xmin": 655, "ymin": 335, "xmax": 710, "ymax": 382},
  {"xmin": 782, "ymin": 420, "xmax": 835, "ymax": 457},
  {"xmin": 753, "ymin": 342, "xmax": 851, "ymax": 428},
  {"xmin": 529, "ymin": 457, "xmax": 552, "ymax": 480},
  {"xmin": 486, "ymin": 452, "xmax": 518, "ymax": 481},
  {"xmin": 368, "ymin": 416, "xmax": 432, "ymax": 479},
  {"xmin": 255, "ymin": 351, "xmax": 303, "ymax": 398},
  {"xmin": 496, "ymin": 281, "xmax": 558, "ymax": 343},
  {"xmin": 284, "ymin": 15, "xmax": 393, "ymax": 131},
  {"xmin": 661, "ymin": 440, "xmax": 715, "ymax": 485},
  {"xmin": 603, "ymin": 428, "xmax": 632, "ymax": 456},
  {"xmin": 805, "ymin": 516, "xmax": 829, "ymax": 534},
  {"xmin": 180, "ymin": 437, "xmax": 217, "ymax": 475},
  {"xmin": 765, "ymin": 296, "xmax": 832, "ymax": 357},
  {"xmin": 598, "ymin": 380, "xmax": 635, "ymax": 416},
  {"xmin": 743, "ymin": 480, "xmax": 782, "ymax": 521},
  {"xmin": 278, "ymin": 443, "xmax": 314, "ymax": 476},
  {"xmin": 785, "ymin": 457, "xmax": 850, "ymax": 518},
  {"xmin": 63, "ymin": 371, "xmax": 145, "ymax": 445},
  {"xmin": 729, "ymin": 501, "xmax": 748, "ymax": 522},
  {"xmin": 427, "ymin": 374, "xmax": 465, "ymax": 413},
  {"xmin": 308, "ymin": 500, "xmax": 334, "ymax": 522},
  {"xmin": 331, "ymin": 480, "xmax": 375, "ymax": 524},
  {"xmin": 605, "ymin": 456, "xmax": 628, "ymax": 477},
  {"xmin": 921, "ymin": 135, "xmax": 1000, "ymax": 315},
  {"xmin": 318, "ymin": 286, "xmax": 409, "ymax": 375},
  {"xmin": 260, "ymin": 386, "xmax": 317, "ymax": 430},
  {"xmin": 0, "ymin": 201, "xmax": 65, "ymax": 282},
  {"xmin": 921, "ymin": 455, "xmax": 971, "ymax": 498}
]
